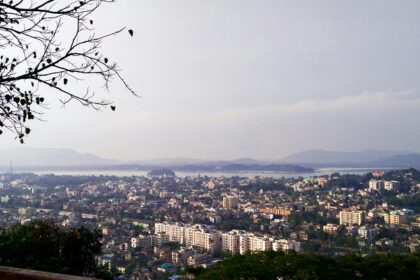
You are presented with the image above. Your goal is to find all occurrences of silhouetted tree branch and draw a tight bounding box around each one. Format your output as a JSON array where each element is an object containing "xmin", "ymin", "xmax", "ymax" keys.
[{"xmin": 0, "ymin": 0, "xmax": 134, "ymax": 142}]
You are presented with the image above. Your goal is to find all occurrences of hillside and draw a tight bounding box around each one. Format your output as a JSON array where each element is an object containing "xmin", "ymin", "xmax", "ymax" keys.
[
  {"xmin": 186, "ymin": 251, "xmax": 420, "ymax": 280},
  {"xmin": 0, "ymin": 147, "xmax": 117, "ymax": 167},
  {"xmin": 370, "ymin": 153, "xmax": 420, "ymax": 168},
  {"xmin": 281, "ymin": 149, "xmax": 401, "ymax": 164}
]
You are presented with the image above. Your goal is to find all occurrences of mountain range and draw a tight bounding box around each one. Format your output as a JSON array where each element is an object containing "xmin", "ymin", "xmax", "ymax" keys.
[
  {"xmin": 0, "ymin": 147, "xmax": 419, "ymax": 170},
  {"xmin": 0, "ymin": 147, "xmax": 117, "ymax": 167},
  {"xmin": 279, "ymin": 149, "xmax": 420, "ymax": 168},
  {"xmin": 280, "ymin": 149, "xmax": 403, "ymax": 164}
]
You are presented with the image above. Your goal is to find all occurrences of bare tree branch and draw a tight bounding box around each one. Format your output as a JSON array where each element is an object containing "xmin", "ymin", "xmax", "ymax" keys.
[{"xmin": 0, "ymin": 0, "xmax": 135, "ymax": 142}]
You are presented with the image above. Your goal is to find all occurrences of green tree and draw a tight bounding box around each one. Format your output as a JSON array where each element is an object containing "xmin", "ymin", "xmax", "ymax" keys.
[
  {"xmin": 188, "ymin": 251, "xmax": 420, "ymax": 280},
  {"xmin": 0, "ymin": 220, "xmax": 106, "ymax": 277}
]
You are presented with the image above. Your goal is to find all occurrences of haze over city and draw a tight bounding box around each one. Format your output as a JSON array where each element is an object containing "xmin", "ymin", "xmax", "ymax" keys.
[{"xmin": 1, "ymin": 0, "xmax": 420, "ymax": 161}]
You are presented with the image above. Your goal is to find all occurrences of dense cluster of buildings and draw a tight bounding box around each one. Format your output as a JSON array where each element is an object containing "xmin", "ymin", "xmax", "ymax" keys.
[
  {"xmin": 0, "ymin": 168, "xmax": 419, "ymax": 279},
  {"xmin": 154, "ymin": 222, "xmax": 300, "ymax": 255}
]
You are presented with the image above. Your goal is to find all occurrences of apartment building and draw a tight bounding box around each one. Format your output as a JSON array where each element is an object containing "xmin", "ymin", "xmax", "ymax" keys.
[
  {"xmin": 248, "ymin": 235, "xmax": 272, "ymax": 252},
  {"xmin": 384, "ymin": 213, "xmax": 407, "ymax": 225},
  {"xmin": 222, "ymin": 195, "xmax": 239, "ymax": 209},
  {"xmin": 155, "ymin": 222, "xmax": 184, "ymax": 243},
  {"xmin": 222, "ymin": 230, "xmax": 241, "ymax": 255},
  {"xmin": 339, "ymin": 210, "xmax": 364, "ymax": 226},
  {"xmin": 155, "ymin": 222, "xmax": 221, "ymax": 253},
  {"xmin": 384, "ymin": 181, "xmax": 400, "ymax": 191},
  {"xmin": 323, "ymin": 223, "xmax": 339, "ymax": 235},
  {"xmin": 272, "ymin": 239, "xmax": 301, "ymax": 252},
  {"xmin": 369, "ymin": 180, "xmax": 385, "ymax": 191},
  {"xmin": 259, "ymin": 207, "xmax": 292, "ymax": 216},
  {"xmin": 155, "ymin": 222, "xmax": 300, "ymax": 255},
  {"xmin": 224, "ymin": 231, "xmax": 300, "ymax": 254},
  {"xmin": 358, "ymin": 226, "xmax": 378, "ymax": 240},
  {"xmin": 190, "ymin": 225, "xmax": 221, "ymax": 253}
]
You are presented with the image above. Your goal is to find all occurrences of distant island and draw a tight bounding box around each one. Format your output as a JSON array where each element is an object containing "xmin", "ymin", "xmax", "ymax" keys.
[
  {"xmin": 50, "ymin": 163, "xmax": 312, "ymax": 173},
  {"xmin": 147, "ymin": 169, "xmax": 176, "ymax": 177},
  {"xmin": 171, "ymin": 163, "xmax": 313, "ymax": 173},
  {"xmin": 145, "ymin": 164, "xmax": 313, "ymax": 174}
]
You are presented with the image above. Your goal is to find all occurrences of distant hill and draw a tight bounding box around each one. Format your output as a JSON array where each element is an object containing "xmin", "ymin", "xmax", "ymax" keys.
[
  {"xmin": 0, "ymin": 147, "xmax": 311, "ymax": 173},
  {"xmin": 0, "ymin": 147, "xmax": 118, "ymax": 167},
  {"xmin": 105, "ymin": 163, "xmax": 312, "ymax": 173},
  {"xmin": 232, "ymin": 158, "xmax": 266, "ymax": 165},
  {"xmin": 138, "ymin": 158, "xmax": 266, "ymax": 166},
  {"xmin": 137, "ymin": 157, "xmax": 207, "ymax": 166},
  {"xmin": 370, "ymin": 153, "xmax": 420, "ymax": 168},
  {"xmin": 5, "ymin": 147, "xmax": 418, "ymax": 172},
  {"xmin": 281, "ymin": 149, "xmax": 404, "ymax": 165}
]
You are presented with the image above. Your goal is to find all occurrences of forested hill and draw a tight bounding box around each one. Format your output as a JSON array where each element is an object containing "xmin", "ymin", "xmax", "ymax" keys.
[{"xmin": 185, "ymin": 251, "xmax": 420, "ymax": 280}]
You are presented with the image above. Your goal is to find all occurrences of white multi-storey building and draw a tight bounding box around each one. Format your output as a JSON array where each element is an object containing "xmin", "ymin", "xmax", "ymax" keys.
[
  {"xmin": 155, "ymin": 223, "xmax": 221, "ymax": 253},
  {"xmin": 189, "ymin": 224, "xmax": 221, "ymax": 253},
  {"xmin": 272, "ymin": 239, "xmax": 301, "ymax": 252},
  {"xmin": 154, "ymin": 222, "xmax": 300, "ymax": 255},
  {"xmin": 155, "ymin": 222, "xmax": 184, "ymax": 243},
  {"xmin": 222, "ymin": 230, "xmax": 300, "ymax": 255},
  {"xmin": 358, "ymin": 226, "xmax": 377, "ymax": 240},
  {"xmin": 369, "ymin": 180, "xmax": 385, "ymax": 191},
  {"xmin": 339, "ymin": 210, "xmax": 364, "ymax": 226},
  {"xmin": 222, "ymin": 230, "xmax": 241, "ymax": 255},
  {"xmin": 248, "ymin": 235, "xmax": 272, "ymax": 252},
  {"xmin": 384, "ymin": 181, "xmax": 400, "ymax": 191}
]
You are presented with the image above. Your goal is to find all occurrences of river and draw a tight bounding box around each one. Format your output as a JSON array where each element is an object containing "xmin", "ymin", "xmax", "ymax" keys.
[{"xmin": 25, "ymin": 167, "xmax": 397, "ymax": 178}]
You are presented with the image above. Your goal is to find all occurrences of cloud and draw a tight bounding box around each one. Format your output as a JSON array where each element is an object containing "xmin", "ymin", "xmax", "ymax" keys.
[
  {"xmin": 90, "ymin": 91, "xmax": 420, "ymax": 160},
  {"xmin": 212, "ymin": 91, "xmax": 420, "ymax": 121},
  {"xmin": 3, "ymin": 91, "xmax": 418, "ymax": 160}
]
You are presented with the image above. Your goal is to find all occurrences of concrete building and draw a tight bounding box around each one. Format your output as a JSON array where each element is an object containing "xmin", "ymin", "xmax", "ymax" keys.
[
  {"xmin": 385, "ymin": 213, "xmax": 407, "ymax": 225},
  {"xmin": 248, "ymin": 235, "xmax": 272, "ymax": 252},
  {"xmin": 222, "ymin": 230, "xmax": 241, "ymax": 255},
  {"xmin": 189, "ymin": 225, "xmax": 221, "ymax": 254},
  {"xmin": 358, "ymin": 226, "xmax": 377, "ymax": 240},
  {"xmin": 153, "ymin": 233, "xmax": 169, "ymax": 246},
  {"xmin": 339, "ymin": 210, "xmax": 364, "ymax": 226},
  {"xmin": 155, "ymin": 223, "xmax": 221, "ymax": 253},
  {"xmin": 384, "ymin": 209, "xmax": 413, "ymax": 225},
  {"xmin": 222, "ymin": 195, "xmax": 239, "ymax": 209},
  {"xmin": 154, "ymin": 222, "xmax": 299, "ymax": 256},
  {"xmin": 384, "ymin": 181, "xmax": 400, "ymax": 191},
  {"xmin": 272, "ymin": 239, "xmax": 301, "ymax": 253},
  {"xmin": 323, "ymin": 223, "xmax": 339, "ymax": 235},
  {"xmin": 259, "ymin": 207, "xmax": 292, "ymax": 216},
  {"xmin": 131, "ymin": 234, "xmax": 153, "ymax": 248},
  {"xmin": 155, "ymin": 222, "xmax": 184, "ymax": 243},
  {"xmin": 369, "ymin": 180, "xmax": 385, "ymax": 191}
]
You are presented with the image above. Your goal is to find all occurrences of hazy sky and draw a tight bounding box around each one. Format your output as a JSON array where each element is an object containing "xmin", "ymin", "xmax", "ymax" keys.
[{"xmin": 1, "ymin": 0, "xmax": 420, "ymax": 160}]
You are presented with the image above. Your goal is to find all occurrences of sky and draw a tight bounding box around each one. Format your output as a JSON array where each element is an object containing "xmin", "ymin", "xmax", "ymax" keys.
[{"xmin": 1, "ymin": 0, "xmax": 420, "ymax": 161}]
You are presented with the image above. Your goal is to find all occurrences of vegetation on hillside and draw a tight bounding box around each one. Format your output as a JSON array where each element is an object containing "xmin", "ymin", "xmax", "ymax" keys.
[
  {"xmin": 0, "ymin": 220, "xmax": 112, "ymax": 278},
  {"xmin": 185, "ymin": 250, "xmax": 420, "ymax": 280}
]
